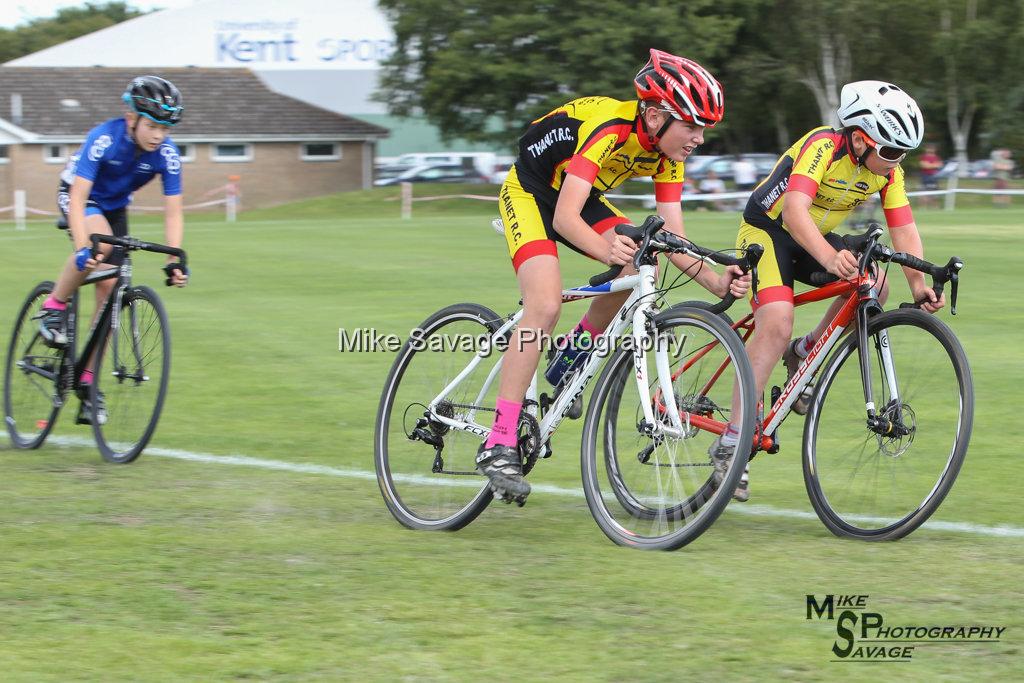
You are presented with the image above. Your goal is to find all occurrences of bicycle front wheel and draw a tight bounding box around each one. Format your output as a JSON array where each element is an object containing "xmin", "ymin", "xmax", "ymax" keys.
[
  {"xmin": 4, "ymin": 282, "xmax": 64, "ymax": 449},
  {"xmin": 581, "ymin": 306, "xmax": 756, "ymax": 550},
  {"xmin": 375, "ymin": 303, "xmax": 506, "ymax": 530},
  {"xmin": 803, "ymin": 309, "xmax": 973, "ymax": 540},
  {"xmin": 92, "ymin": 286, "xmax": 171, "ymax": 464}
]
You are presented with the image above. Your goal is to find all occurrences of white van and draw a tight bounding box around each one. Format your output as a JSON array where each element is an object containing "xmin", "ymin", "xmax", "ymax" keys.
[{"xmin": 389, "ymin": 152, "xmax": 514, "ymax": 183}]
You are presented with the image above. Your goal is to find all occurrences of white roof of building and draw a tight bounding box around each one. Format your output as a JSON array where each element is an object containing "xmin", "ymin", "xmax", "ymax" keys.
[{"xmin": 6, "ymin": 0, "xmax": 394, "ymax": 71}]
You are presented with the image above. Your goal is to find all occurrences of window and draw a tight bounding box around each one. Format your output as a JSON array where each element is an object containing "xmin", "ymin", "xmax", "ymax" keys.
[
  {"xmin": 43, "ymin": 144, "xmax": 67, "ymax": 163},
  {"xmin": 176, "ymin": 143, "xmax": 195, "ymax": 162},
  {"xmin": 211, "ymin": 143, "xmax": 253, "ymax": 162},
  {"xmin": 301, "ymin": 142, "xmax": 340, "ymax": 161},
  {"xmin": 0, "ymin": 145, "xmax": 9, "ymax": 163}
]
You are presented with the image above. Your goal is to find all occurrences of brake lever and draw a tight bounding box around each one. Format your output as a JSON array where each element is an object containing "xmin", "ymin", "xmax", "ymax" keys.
[{"xmin": 949, "ymin": 273, "xmax": 958, "ymax": 315}]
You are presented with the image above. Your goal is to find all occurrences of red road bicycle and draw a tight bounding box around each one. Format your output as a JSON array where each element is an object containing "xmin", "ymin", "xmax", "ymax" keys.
[{"xmin": 673, "ymin": 223, "xmax": 972, "ymax": 540}]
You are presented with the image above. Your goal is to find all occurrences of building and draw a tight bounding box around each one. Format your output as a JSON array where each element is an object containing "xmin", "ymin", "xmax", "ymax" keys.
[
  {"xmin": 5, "ymin": 0, "xmax": 496, "ymax": 157},
  {"xmin": 0, "ymin": 67, "xmax": 388, "ymax": 211}
]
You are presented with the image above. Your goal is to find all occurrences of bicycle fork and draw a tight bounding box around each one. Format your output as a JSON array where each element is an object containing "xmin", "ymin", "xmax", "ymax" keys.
[{"xmin": 857, "ymin": 306, "xmax": 908, "ymax": 437}]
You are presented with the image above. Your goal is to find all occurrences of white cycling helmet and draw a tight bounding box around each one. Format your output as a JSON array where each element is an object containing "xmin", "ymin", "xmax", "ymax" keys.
[{"xmin": 837, "ymin": 80, "xmax": 923, "ymax": 150}]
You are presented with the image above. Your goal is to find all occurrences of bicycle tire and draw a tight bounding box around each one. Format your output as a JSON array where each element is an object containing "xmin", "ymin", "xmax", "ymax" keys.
[
  {"xmin": 375, "ymin": 303, "xmax": 506, "ymax": 530},
  {"xmin": 92, "ymin": 285, "xmax": 171, "ymax": 464},
  {"xmin": 4, "ymin": 281, "xmax": 65, "ymax": 449},
  {"xmin": 581, "ymin": 306, "xmax": 756, "ymax": 550},
  {"xmin": 803, "ymin": 309, "xmax": 973, "ymax": 540}
]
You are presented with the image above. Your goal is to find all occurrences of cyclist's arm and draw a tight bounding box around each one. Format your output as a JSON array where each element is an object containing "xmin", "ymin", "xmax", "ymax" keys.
[
  {"xmin": 889, "ymin": 221, "xmax": 943, "ymax": 312},
  {"xmin": 163, "ymin": 193, "xmax": 184, "ymax": 254},
  {"xmin": 554, "ymin": 174, "xmax": 632, "ymax": 265},
  {"xmin": 782, "ymin": 191, "xmax": 858, "ymax": 279},
  {"xmin": 67, "ymin": 178, "xmax": 94, "ymax": 251}
]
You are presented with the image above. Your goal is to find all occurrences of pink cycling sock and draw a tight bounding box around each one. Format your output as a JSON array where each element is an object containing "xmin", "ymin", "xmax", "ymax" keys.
[
  {"xmin": 485, "ymin": 398, "xmax": 522, "ymax": 449},
  {"xmin": 577, "ymin": 313, "xmax": 605, "ymax": 337},
  {"xmin": 80, "ymin": 370, "xmax": 94, "ymax": 385},
  {"xmin": 44, "ymin": 295, "xmax": 67, "ymax": 311}
]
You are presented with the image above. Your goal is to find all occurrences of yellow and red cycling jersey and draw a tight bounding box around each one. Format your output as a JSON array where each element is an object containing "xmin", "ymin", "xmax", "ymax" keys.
[
  {"xmin": 513, "ymin": 96, "xmax": 684, "ymax": 203},
  {"xmin": 743, "ymin": 126, "xmax": 913, "ymax": 234},
  {"xmin": 498, "ymin": 96, "xmax": 685, "ymax": 271}
]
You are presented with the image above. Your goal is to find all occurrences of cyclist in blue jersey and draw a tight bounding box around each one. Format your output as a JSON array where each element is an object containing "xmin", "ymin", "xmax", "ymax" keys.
[{"xmin": 37, "ymin": 75, "xmax": 189, "ymax": 425}]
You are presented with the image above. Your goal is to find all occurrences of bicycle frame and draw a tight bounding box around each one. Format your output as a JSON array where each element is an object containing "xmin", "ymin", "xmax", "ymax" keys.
[
  {"xmin": 677, "ymin": 272, "xmax": 899, "ymax": 452},
  {"xmin": 426, "ymin": 260, "xmax": 691, "ymax": 444},
  {"xmin": 60, "ymin": 259, "xmax": 133, "ymax": 400}
]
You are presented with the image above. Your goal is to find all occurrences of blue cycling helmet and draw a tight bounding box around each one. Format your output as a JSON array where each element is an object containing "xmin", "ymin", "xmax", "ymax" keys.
[{"xmin": 122, "ymin": 76, "xmax": 184, "ymax": 125}]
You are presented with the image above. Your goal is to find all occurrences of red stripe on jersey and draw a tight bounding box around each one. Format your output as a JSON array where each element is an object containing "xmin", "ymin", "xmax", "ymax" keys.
[
  {"xmin": 795, "ymin": 129, "xmax": 843, "ymax": 161},
  {"xmin": 578, "ymin": 123, "xmax": 632, "ymax": 156},
  {"xmin": 786, "ymin": 174, "xmax": 820, "ymax": 199},
  {"xmin": 566, "ymin": 154, "xmax": 600, "ymax": 183},
  {"xmin": 884, "ymin": 204, "xmax": 914, "ymax": 228},
  {"xmin": 512, "ymin": 239, "xmax": 559, "ymax": 272},
  {"xmin": 655, "ymin": 182, "xmax": 682, "ymax": 203},
  {"xmin": 592, "ymin": 215, "xmax": 631, "ymax": 235}
]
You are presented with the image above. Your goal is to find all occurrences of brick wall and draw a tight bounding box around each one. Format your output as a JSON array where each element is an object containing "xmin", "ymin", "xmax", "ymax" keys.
[{"xmin": 2, "ymin": 140, "xmax": 371, "ymax": 213}]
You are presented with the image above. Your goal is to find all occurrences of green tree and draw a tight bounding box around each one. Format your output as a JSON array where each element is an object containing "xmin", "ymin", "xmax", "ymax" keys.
[
  {"xmin": 0, "ymin": 3, "xmax": 148, "ymax": 64},
  {"xmin": 376, "ymin": 0, "xmax": 745, "ymax": 149}
]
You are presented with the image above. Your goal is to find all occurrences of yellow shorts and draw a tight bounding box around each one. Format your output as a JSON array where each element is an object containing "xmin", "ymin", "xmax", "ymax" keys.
[
  {"xmin": 736, "ymin": 220, "xmax": 843, "ymax": 308},
  {"xmin": 499, "ymin": 165, "xmax": 629, "ymax": 271}
]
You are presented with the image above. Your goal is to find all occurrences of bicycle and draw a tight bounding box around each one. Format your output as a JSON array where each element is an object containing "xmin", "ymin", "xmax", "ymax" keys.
[
  {"xmin": 375, "ymin": 215, "xmax": 762, "ymax": 550},
  {"xmin": 674, "ymin": 222, "xmax": 972, "ymax": 540},
  {"xmin": 4, "ymin": 232, "xmax": 187, "ymax": 464}
]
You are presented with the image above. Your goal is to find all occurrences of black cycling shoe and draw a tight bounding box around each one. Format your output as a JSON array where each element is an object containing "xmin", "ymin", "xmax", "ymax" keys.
[
  {"xmin": 476, "ymin": 443, "xmax": 530, "ymax": 506},
  {"xmin": 76, "ymin": 389, "xmax": 107, "ymax": 426},
  {"xmin": 36, "ymin": 305, "xmax": 68, "ymax": 347}
]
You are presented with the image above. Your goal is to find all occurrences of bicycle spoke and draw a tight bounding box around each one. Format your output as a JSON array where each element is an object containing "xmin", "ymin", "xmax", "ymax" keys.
[
  {"xmin": 804, "ymin": 310, "xmax": 973, "ymax": 539},
  {"xmin": 4, "ymin": 284, "xmax": 64, "ymax": 448},
  {"xmin": 582, "ymin": 307, "xmax": 755, "ymax": 550},
  {"xmin": 376, "ymin": 304, "xmax": 505, "ymax": 530},
  {"xmin": 93, "ymin": 287, "xmax": 170, "ymax": 463}
]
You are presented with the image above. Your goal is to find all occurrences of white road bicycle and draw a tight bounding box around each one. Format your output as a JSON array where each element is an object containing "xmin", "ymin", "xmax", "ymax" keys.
[{"xmin": 375, "ymin": 216, "xmax": 763, "ymax": 550}]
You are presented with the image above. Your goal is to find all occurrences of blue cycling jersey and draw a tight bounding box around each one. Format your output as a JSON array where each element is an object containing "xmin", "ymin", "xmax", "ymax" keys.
[{"xmin": 60, "ymin": 118, "xmax": 183, "ymax": 212}]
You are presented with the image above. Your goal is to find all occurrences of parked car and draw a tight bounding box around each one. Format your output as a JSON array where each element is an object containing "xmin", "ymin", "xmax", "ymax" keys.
[
  {"xmin": 928, "ymin": 159, "xmax": 1010, "ymax": 180},
  {"xmin": 684, "ymin": 153, "xmax": 779, "ymax": 184},
  {"xmin": 374, "ymin": 163, "xmax": 488, "ymax": 187}
]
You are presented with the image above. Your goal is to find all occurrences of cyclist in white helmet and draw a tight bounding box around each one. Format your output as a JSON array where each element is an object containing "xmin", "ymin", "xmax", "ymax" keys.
[{"xmin": 711, "ymin": 81, "xmax": 943, "ymax": 502}]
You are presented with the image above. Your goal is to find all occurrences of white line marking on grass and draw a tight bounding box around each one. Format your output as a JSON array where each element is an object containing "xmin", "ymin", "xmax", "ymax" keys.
[{"xmin": 14, "ymin": 435, "xmax": 1024, "ymax": 539}]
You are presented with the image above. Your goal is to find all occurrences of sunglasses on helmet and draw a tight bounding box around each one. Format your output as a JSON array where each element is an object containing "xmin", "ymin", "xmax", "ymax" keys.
[{"xmin": 860, "ymin": 133, "xmax": 907, "ymax": 162}]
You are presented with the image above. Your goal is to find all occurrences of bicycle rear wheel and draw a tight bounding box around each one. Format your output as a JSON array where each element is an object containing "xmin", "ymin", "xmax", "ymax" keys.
[
  {"xmin": 803, "ymin": 309, "xmax": 973, "ymax": 540},
  {"xmin": 92, "ymin": 286, "xmax": 171, "ymax": 464},
  {"xmin": 581, "ymin": 306, "xmax": 756, "ymax": 550},
  {"xmin": 375, "ymin": 303, "xmax": 506, "ymax": 530},
  {"xmin": 4, "ymin": 282, "xmax": 65, "ymax": 449}
]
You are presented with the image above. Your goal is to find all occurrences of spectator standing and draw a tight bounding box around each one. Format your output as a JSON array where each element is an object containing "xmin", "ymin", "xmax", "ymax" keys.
[
  {"xmin": 698, "ymin": 169, "xmax": 729, "ymax": 210},
  {"xmin": 732, "ymin": 155, "xmax": 758, "ymax": 192},
  {"xmin": 918, "ymin": 143, "xmax": 943, "ymax": 208},
  {"xmin": 992, "ymin": 148, "xmax": 1015, "ymax": 206}
]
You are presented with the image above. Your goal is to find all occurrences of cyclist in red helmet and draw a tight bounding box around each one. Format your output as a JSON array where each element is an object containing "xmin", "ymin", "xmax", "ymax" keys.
[{"xmin": 476, "ymin": 49, "xmax": 750, "ymax": 505}]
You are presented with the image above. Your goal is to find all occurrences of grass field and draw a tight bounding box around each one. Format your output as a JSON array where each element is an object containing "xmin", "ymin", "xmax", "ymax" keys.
[{"xmin": 1, "ymin": 191, "xmax": 1022, "ymax": 681}]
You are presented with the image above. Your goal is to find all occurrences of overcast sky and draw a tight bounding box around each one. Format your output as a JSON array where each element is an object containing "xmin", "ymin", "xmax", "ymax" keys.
[{"xmin": 1, "ymin": 1, "xmax": 198, "ymax": 29}]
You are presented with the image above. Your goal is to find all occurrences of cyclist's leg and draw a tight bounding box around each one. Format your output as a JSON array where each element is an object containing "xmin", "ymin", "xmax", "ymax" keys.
[
  {"xmin": 52, "ymin": 209, "xmax": 117, "ymax": 303},
  {"xmin": 717, "ymin": 223, "xmax": 798, "ymax": 499},
  {"xmin": 790, "ymin": 232, "xmax": 870, "ymax": 349},
  {"xmin": 480, "ymin": 171, "xmax": 564, "ymax": 501},
  {"xmin": 737, "ymin": 222, "xmax": 798, "ymax": 399}
]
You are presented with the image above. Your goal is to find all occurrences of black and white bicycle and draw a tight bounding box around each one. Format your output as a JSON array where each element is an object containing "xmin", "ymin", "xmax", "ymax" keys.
[{"xmin": 375, "ymin": 216, "xmax": 761, "ymax": 550}]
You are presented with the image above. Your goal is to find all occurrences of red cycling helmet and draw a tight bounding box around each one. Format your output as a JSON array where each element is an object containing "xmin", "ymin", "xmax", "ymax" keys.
[{"xmin": 634, "ymin": 49, "xmax": 724, "ymax": 127}]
